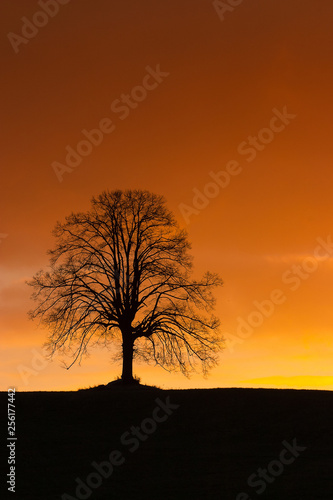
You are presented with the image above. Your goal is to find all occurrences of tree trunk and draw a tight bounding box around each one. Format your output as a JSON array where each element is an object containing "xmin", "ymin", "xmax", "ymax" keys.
[{"xmin": 121, "ymin": 334, "xmax": 134, "ymax": 383}]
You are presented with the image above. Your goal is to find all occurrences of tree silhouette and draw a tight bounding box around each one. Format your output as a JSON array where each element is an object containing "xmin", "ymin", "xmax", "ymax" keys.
[{"xmin": 28, "ymin": 190, "xmax": 223, "ymax": 384}]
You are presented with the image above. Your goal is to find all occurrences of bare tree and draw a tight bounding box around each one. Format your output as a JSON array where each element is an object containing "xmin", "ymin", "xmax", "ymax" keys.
[{"xmin": 28, "ymin": 190, "xmax": 223, "ymax": 384}]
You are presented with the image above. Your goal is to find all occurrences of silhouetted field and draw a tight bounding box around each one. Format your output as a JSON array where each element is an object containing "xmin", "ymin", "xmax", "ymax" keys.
[{"xmin": 1, "ymin": 387, "xmax": 333, "ymax": 499}]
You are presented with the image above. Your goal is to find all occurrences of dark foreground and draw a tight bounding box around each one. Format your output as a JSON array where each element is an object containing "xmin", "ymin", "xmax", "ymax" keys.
[{"xmin": 1, "ymin": 386, "xmax": 333, "ymax": 500}]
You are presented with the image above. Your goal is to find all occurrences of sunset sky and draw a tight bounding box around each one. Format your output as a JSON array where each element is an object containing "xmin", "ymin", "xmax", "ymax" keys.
[{"xmin": 1, "ymin": 0, "xmax": 333, "ymax": 391}]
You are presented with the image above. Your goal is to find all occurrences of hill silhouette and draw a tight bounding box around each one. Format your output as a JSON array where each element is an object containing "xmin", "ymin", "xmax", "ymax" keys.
[{"xmin": 1, "ymin": 387, "xmax": 332, "ymax": 499}]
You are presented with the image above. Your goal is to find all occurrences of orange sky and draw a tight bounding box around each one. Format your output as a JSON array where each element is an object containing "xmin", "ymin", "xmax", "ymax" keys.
[{"xmin": 1, "ymin": 0, "xmax": 333, "ymax": 391}]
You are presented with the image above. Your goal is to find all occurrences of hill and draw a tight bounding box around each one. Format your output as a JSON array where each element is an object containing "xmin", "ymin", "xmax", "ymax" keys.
[{"xmin": 1, "ymin": 387, "xmax": 332, "ymax": 499}]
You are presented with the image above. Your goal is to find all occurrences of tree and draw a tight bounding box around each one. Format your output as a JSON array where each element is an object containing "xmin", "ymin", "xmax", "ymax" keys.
[{"xmin": 28, "ymin": 190, "xmax": 223, "ymax": 384}]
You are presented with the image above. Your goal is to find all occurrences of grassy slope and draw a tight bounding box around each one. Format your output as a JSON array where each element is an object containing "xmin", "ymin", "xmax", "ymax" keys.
[{"xmin": 1, "ymin": 387, "xmax": 333, "ymax": 500}]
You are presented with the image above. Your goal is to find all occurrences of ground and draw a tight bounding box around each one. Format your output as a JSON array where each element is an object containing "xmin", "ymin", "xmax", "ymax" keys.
[{"xmin": 1, "ymin": 386, "xmax": 332, "ymax": 499}]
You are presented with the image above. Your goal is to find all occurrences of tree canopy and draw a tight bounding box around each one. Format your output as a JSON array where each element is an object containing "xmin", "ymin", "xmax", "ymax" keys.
[{"xmin": 28, "ymin": 189, "xmax": 223, "ymax": 383}]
